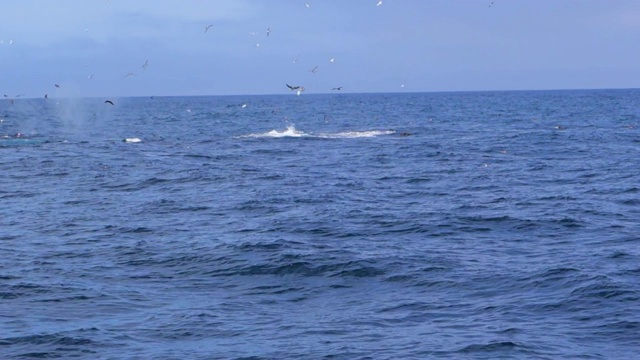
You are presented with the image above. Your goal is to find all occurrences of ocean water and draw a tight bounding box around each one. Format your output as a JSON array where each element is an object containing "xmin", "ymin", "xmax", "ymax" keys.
[{"xmin": 1, "ymin": 90, "xmax": 639, "ymax": 359}]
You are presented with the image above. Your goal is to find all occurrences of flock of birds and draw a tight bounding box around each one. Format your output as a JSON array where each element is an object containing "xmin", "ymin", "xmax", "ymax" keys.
[
  {"xmin": 2, "ymin": 0, "xmax": 501, "ymax": 108},
  {"xmin": 1, "ymin": 1, "xmax": 407, "ymax": 106},
  {"xmin": 2, "ymin": 56, "xmax": 154, "ymax": 106}
]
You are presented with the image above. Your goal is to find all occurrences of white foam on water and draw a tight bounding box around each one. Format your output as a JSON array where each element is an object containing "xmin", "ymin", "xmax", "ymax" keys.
[
  {"xmin": 239, "ymin": 126, "xmax": 395, "ymax": 139},
  {"xmin": 239, "ymin": 125, "xmax": 309, "ymax": 138}
]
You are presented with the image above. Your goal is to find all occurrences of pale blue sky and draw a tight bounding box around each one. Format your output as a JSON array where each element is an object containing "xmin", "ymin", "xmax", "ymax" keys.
[{"xmin": 2, "ymin": 0, "xmax": 639, "ymax": 98}]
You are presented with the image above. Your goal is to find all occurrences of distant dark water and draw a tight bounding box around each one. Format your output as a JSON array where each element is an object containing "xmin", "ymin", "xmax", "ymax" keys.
[{"xmin": 1, "ymin": 90, "xmax": 639, "ymax": 359}]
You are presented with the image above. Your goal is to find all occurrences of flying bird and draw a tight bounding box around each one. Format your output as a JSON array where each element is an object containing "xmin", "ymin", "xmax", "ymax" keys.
[
  {"xmin": 305, "ymin": 4, "xmax": 310, "ymax": 8},
  {"xmin": 142, "ymin": 60, "xmax": 149, "ymax": 70},
  {"xmin": 105, "ymin": 100, "xmax": 114, "ymax": 105},
  {"xmin": 286, "ymin": 84, "xmax": 305, "ymax": 95},
  {"xmin": 377, "ymin": 1, "xmax": 382, "ymax": 6},
  {"xmin": 54, "ymin": 84, "xmax": 60, "ymax": 88},
  {"xmin": 205, "ymin": 24, "xmax": 213, "ymax": 33},
  {"xmin": 88, "ymin": 74, "xmax": 94, "ymax": 79},
  {"xmin": 309, "ymin": 66, "xmax": 319, "ymax": 74},
  {"xmin": 124, "ymin": 72, "xmax": 136, "ymax": 78},
  {"xmin": 266, "ymin": 27, "xmax": 271, "ymax": 37},
  {"xmin": 332, "ymin": 87, "xmax": 343, "ymax": 91}
]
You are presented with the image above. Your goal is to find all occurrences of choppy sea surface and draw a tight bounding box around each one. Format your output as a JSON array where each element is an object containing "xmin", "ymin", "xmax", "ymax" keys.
[{"xmin": 1, "ymin": 90, "xmax": 639, "ymax": 359}]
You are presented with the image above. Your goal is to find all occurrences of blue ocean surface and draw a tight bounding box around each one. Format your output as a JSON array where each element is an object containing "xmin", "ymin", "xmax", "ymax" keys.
[{"xmin": 1, "ymin": 90, "xmax": 639, "ymax": 359}]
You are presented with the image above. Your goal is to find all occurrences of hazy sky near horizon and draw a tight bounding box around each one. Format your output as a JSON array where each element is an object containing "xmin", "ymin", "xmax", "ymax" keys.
[{"xmin": 2, "ymin": 0, "xmax": 640, "ymax": 98}]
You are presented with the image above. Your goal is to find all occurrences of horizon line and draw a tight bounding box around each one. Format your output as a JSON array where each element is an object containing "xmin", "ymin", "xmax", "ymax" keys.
[{"xmin": 5, "ymin": 86, "xmax": 639, "ymax": 101}]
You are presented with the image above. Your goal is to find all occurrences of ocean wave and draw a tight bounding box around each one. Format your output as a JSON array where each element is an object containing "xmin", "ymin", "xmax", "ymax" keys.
[
  {"xmin": 457, "ymin": 341, "xmax": 531, "ymax": 355},
  {"xmin": 1, "ymin": 330, "xmax": 102, "ymax": 359}
]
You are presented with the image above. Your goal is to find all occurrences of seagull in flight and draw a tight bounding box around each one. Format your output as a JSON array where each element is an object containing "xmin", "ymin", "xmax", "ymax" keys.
[
  {"xmin": 54, "ymin": 84, "xmax": 60, "ymax": 88},
  {"xmin": 332, "ymin": 87, "xmax": 343, "ymax": 91},
  {"xmin": 377, "ymin": 0, "xmax": 382, "ymax": 6},
  {"xmin": 105, "ymin": 100, "xmax": 114, "ymax": 105},
  {"xmin": 309, "ymin": 66, "xmax": 319, "ymax": 74},
  {"xmin": 142, "ymin": 60, "xmax": 149, "ymax": 70},
  {"xmin": 205, "ymin": 24, "xmax": 213, "ymax": 33},
  {"xmin": 266, "ymin": 27, "xmax": 271, "ymax": 37},
  {"xmin": 124, "ymin": 72, "xmax": 136, "ymax": 78}
]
